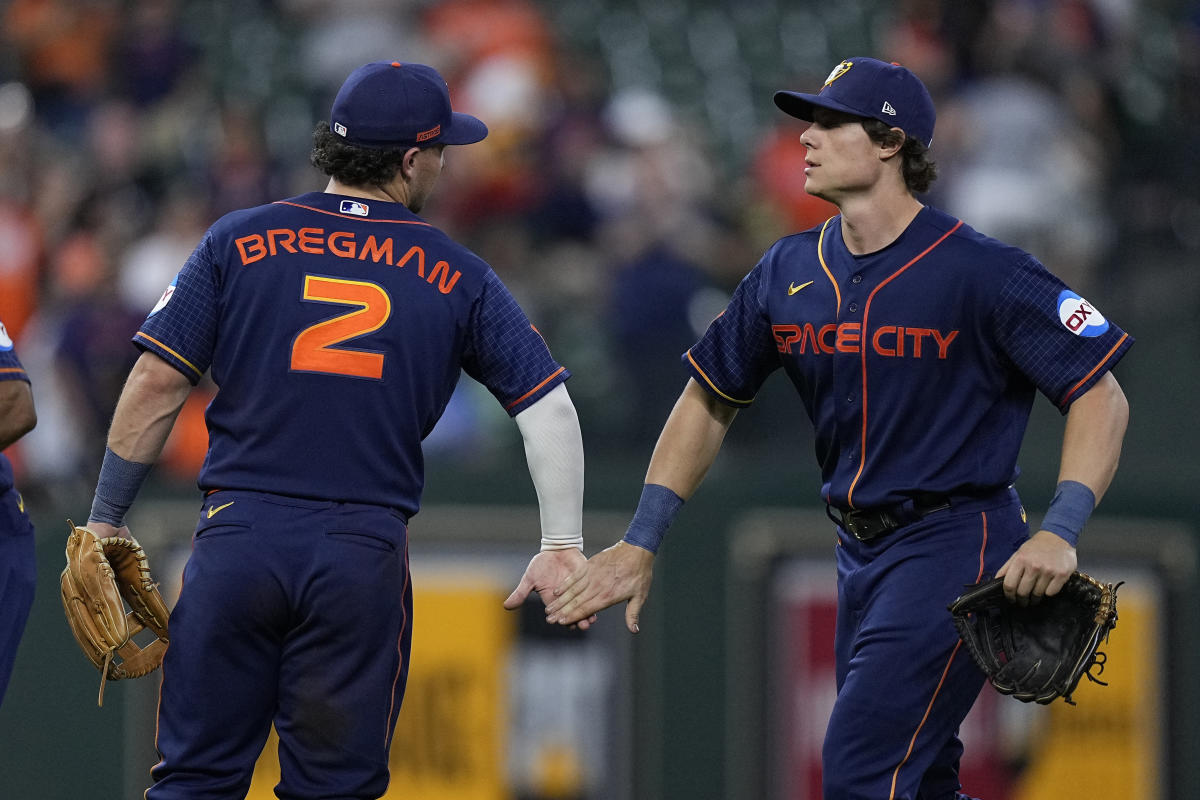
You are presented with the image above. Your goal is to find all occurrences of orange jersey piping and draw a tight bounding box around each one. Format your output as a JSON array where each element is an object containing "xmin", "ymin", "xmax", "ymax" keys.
[
  {"xmin": 504, "ymin": 366, "xmax": 567, "ymax": 411},
  {"xmin": 1059, "ymin": 332, "xmax": 1129, "ymax": 407},
  {"xmin": 134, "ymin": 332, "xmax": 204, "ymax": 380},
  {"xmin": 846, "ymin": 220, "xmax": 963, "ymax": 508},
  {"xmin": 888, "ymin": 510, "xmax": 990, "ymax": 798},
  {"xmin": 272, "ymin": 200, "xmax": 434, "ymax": 226},
  {"xmin": 686, "ymin": 350, "xmax": 754, "ymax": 406},
  {"xmin": 816, "ymin": 217, "xmax": 842, "ymax": 315}
]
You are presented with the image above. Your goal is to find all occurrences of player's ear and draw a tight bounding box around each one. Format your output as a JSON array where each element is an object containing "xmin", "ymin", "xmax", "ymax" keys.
[
  {"xmin": 877, "ymin": 127, "xmax": 906, "ymax": 160},
  {"xmin": 399, "ymin": 146, "xmax": 422, "ymax": 179}
]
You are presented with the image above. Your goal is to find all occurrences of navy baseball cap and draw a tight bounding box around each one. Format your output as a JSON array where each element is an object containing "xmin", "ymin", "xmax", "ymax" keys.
[
  {"xmin": 330, "ymin": 61, "xmax": 488, "ymax": 149},
  {"xmin": 774, "ymin": 57, "xmax": 935, "ymax": 147}
]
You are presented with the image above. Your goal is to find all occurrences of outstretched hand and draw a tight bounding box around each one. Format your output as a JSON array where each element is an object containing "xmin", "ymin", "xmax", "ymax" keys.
[
  {"xmin": 544, "ymin": 541, "xmax": 655, "ymax": 633},
  {"xmin": 504, "ymin": 549, "xmax": 597, "ymax": 630},
  {"xmin": 994, "ymin": 529, "xmax": 1077, "ymax": 605}
]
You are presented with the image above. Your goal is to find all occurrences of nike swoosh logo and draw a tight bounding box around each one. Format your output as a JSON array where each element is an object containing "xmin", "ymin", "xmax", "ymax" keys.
[
  {"xmin": 206, "ymin": 501, "xmax": 235, "ymax": 519},
  {"xmin": 788, "ymin": 280, "xmax": 814, "ymax": 295}
]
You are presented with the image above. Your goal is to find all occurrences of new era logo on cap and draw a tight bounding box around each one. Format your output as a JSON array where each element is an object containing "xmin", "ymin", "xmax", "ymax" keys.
[{"xmin": 773, "ymin": 57, "xmax": 936, "ymax": 147}]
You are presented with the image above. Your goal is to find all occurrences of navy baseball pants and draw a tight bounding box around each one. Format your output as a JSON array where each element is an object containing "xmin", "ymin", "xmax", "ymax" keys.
[
  {"xmin": 0, "ymin": 486, "xmax": 35, "ymax": 706},
  {"xmin": 824, "ymin": 488, "xmax": 1027, "ymax": 800},
  {"xmin": 148, "ymin": 490, "xmax": 412, "ymax": 800}
]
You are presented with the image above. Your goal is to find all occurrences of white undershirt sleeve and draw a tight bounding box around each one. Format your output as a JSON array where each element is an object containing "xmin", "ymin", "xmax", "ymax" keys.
[{"xmin": 513, "ymin": 382, "xmax": 585, "ymax": 551}]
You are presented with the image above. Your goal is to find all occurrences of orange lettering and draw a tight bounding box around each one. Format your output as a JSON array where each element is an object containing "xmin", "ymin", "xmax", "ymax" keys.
[
  {"xmin": 298, "ymin": 227, "xmax": 324, "ymax": 254},
  {"xmin": 359, "ymin": 235, "xmax": 394, "ymax": 264},
  {"xmin": 835, "ymin": 322, "xmax": 861, "ymax": 353},
  {"xmin": 426, "ymin": 260, "xmax": 462, "ymax": 294},
  {"xmin": 395, "ymin": 245, "xmax": 425, "ymax": 276},
  {"xmin": 908, "ymin": 327, "xmax": 932, "ymax": 358},
  {"xmin": 772, "ymin": 324, "xmax": 801, "ymax": 353},
  {"xmin": 328, "ymin": 231, "xmax": 356, "ymax": 258},
  {"xmin": 268, "ymin": 229, "xmax": 297, "ymax": 256},
  {"xmin": 931, "ymin": 329, "xmax": 959, "ymax": 359},
  {"xmin": 872, "ymin": 325, "xmax": 898, "ymax": 357},
  {"xmin": 818, "ymin": 324, "xmax": 837, "ymax": 354},
  {"xmin": 235, "ymin": 234, "xmax": 266, "ymax": 265}
]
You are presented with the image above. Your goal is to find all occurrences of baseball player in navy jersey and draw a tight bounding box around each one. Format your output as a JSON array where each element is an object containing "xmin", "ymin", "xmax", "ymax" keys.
[
  {"xmin": 547, "ymin": 57, "xmax": 1132, "ymax": 799},
  {"xmin": 0, "ymin": 319, "xmax": 36, "ymax": 708},
  {"xmin": 79, "ymin": 61, "xmax": 590, "ymax": 799}
]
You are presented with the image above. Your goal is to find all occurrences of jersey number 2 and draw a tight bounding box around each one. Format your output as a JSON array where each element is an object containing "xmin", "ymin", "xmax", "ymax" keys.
[{"xmin": 290, "ymin": 275, "xmax": 390, "ymax": 379}]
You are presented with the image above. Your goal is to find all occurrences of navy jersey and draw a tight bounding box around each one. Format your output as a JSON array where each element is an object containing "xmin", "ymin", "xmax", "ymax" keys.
[
  {"xmin": 135, "ymin": 192, "xmax": 569, "ymax": 517},
  {"xmin": 686, "ymin": 205, "xmax": 1132, "ymax": 510},
  {"xmin": 0, "ymin": 320, "xmax": 30, "ymax": 493}
]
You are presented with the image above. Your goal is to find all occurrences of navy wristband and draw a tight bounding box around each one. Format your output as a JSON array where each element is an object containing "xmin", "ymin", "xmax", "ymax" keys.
[
  {"xmin": 1039, "ymin": 480, "xmax": 1095, "ymax": 547},
  {"xmin": 88, "ymin": 447, "xmax": 152, "ymax": 527},
  {"xmin": 621, "ymin": 484, "xmax": 684, "ymax": 555}
]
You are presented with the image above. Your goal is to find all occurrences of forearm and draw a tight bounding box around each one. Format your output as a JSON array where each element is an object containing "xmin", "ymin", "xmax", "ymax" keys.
[
  {"xmin": 644, "ymin": 378, "xmax": 738, "ymax": 499},
  {"xmin": 1056, "ymin": 371, "xmax": 1129, "ymax": 505},
  {"xmin": 1036, "ymin": 372, "xmax": 1129, "ymax": 546},
  {"xmin": 0, "ymin": 380, "xmax": 36, "ymax": 450},
  {"xmin": 106, "ymin": 352, "xmax": 193, "ymax": 463},
  {"xmin": 89, "ymin": 352, "xmax": 192, "ymax": 526},
  {"xmin": 514, "ymin": 383, "xmax": 584, "ymax": 550}
]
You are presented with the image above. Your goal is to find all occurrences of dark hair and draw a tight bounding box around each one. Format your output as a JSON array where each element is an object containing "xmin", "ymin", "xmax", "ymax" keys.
[
  {"xmin": 861, "ymin": 119, "xmax": 938, "ymax": 194},
  {"xmin": 310, "ymin": 121, "xmax": 410, "ymax": 187}
]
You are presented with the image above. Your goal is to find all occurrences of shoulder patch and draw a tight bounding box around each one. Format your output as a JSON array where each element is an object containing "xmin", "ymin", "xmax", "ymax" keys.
[
  {"xmin": 149, "ymin": 277, "xmax": 178, "ymax": 316},
  {"xmin": 0, "ymin": 321, "xmax": 12, "ymax": 350},
  {"xmin": 1057, "ymin": 290, "xmax": 1109, "ymax": 337}
]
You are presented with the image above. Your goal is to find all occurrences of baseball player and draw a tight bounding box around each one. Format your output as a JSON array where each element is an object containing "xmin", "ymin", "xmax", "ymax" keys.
[
  {"xmin": 80, "ymin": 61, "xmax": 589, "ymax": 799},
  {"xmin": 546, "ymin": 57, "xmax": 1132, "ymax": 799},
  {"xmin": 0, "ymin": 318, "xmax": 36, "ymax": 707}
]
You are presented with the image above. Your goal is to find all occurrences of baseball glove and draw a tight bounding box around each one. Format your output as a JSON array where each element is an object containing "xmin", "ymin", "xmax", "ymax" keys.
[
  {"xmin": 60, "ymin": 520, "xmax": 170, "ymax": 706},
  {"xmin": 948, "ymin": 570, "xmax": 1121, "ymax": 705}
]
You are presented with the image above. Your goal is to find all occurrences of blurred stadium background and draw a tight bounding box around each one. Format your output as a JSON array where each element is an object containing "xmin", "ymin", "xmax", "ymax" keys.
[{"xmin": 0, "ymin": 0, "xmax": 1197, "ymax": 797}]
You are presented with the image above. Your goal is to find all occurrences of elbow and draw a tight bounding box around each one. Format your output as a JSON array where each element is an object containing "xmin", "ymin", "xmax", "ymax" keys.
[{"xmin": 18, "ymin": 405, "xmax": 37, "ymax": 439}]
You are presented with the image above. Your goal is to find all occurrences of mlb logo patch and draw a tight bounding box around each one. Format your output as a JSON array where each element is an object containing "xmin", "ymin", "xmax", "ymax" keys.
[
  {"xmin": 340, "ymin": 199, "xmax": 369, "ymax": 216},
  {"xmin": 333, "ymin": 122, "xmax": 348, "ymax": 137}
]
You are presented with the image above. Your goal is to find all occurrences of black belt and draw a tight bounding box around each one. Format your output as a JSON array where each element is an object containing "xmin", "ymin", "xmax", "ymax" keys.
[{"xmin": 827, "ymin": 492, "xmax": 954, "ymax": 541}]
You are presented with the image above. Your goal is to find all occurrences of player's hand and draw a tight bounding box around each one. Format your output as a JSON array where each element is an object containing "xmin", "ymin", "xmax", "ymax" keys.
[
  {"xmin": 545, "ymin": 541, "xmax": 655, "ymax": 634},
  {"xmin": 82, "ymin": 520, "xmax": 133, "ymax": 541},
  {"xmin": 994, "ymin": 529, "xmax": 1077, "ymax": 605},
  {"xmin": 504, "ymin": 549, "xmax": 597, "ymax": 630}
]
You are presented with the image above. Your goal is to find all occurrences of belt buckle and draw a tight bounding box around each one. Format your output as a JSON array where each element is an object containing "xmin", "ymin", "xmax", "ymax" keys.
[{"xmin": 843, "ymin": 509, "xmax": 891, "ymax": 541}]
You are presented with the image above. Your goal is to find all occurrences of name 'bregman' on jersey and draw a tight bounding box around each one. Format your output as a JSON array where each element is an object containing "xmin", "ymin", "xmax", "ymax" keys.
[
  {"xmin": 684, "ymin": 205, "xmax": 1132, "ymax": 510},
  {"xmin": 131, "ymin": 192, "xmax": 569, "ymax": 518}
]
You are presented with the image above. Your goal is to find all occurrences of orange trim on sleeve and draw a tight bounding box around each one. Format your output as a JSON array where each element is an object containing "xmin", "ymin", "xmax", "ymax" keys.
[
  {"xmin": 816, "ymin": 217, "xmax": 842, "ymax": 316},
  {"xmin": 134, "ymin": 332, "xmax": 204, "ymax": 380},
  {"xmin": 1059, "ymin": 333, "xmax": 1129, "ymax": 407},
  {"xmin": 846, "ymin": 220, "xmax": 963, "ymax": 508},
  {"xmin": 504, "ymin": 366, "xmax": 567, "ymax": 410},
  {"xmin": 887, "ymin": 510, "xmax": 990, "ymax": 799},
  {"xmin": 686, "ymin": 351, "xmax": 754, "ymax": 406},
  {"xmin": 0, "ymin": 367, "xmax": 27, "ymax": 375}
]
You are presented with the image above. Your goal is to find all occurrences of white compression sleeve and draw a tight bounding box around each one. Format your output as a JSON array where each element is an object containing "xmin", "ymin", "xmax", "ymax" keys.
[{"xmin": 513, "ymin": 382, "xmax": 585, "ymax": 551}]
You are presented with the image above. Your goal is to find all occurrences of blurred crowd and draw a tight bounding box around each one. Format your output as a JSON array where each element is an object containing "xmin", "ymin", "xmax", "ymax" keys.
[{"xmin": 0, "ymin": 0, "xmax": 1196, "ymax": 507}]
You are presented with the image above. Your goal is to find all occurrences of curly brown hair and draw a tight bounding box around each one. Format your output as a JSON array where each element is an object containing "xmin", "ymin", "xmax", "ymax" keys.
[
  {"xmin": 309, "ymin": 121, "xmax": 410, "ymax": 187},
  {"xmin": 861, "ymin": 118, "xmax": 938, "ymax": 194}
]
